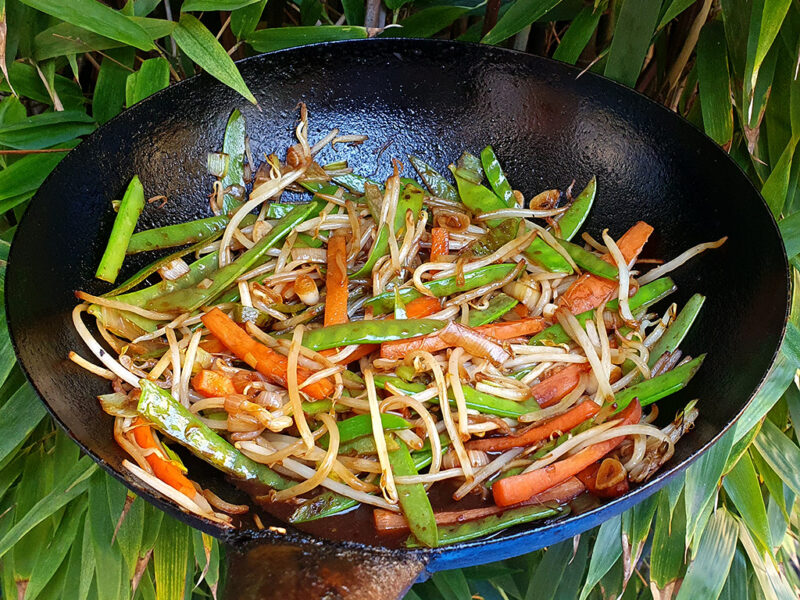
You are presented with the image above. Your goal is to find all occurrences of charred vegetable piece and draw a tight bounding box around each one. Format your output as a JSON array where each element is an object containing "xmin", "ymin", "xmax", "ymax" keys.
[
  {"xmin": 409, "ymin": 155, "xmax": 458, "ymax": 202},
  {"xmin": 297, "ymin": 319, "xmax": 446, "ymax": 351},
  {"xmin": 137, "ymin": 380, "xmax": 292, "ymax": 489},
  {"xmin": 406, "ymin": 503, "xmax": 566, "ymax": 547},
  {"xmin": 319, "ymin": 414, "xmax": 411, "ymax": 448},
  {"xmin": 648, "ymin": 294, "xmax": 705, "ymax": 367},
  {"xmin": 480, "ymin": 145, "xmax": 514, "ymax": 206},
  {"xmin": 219, "ymin": 108, "xmax": 247, "ymax": 214},
  {"xmin": 146, "ymin": 198, "xmax": 325, "ymax": 313},
  {"xmin": 457, "ymin": 151, "xmax": 484, "ymax": 179},
  {"xmin": 232, "ymin": 305, "xmax": 271, "ymax": 327},
  {"xmin": 389, "ymin": 439, "xmax": 438, "ymax": 547},
  {"xmin": 468, "ymin": 218, "xmax": 520, "ymax": 257},
  {"xmin": 96, "ymin": 175, "xmax": 145, "ymax": 283},
  {"xmin": 126, "ymin": 214, "xmax": 257, "ymax": 255},
  {"xmin": 612, "ymin": 355, "xmax": 705, "ymax": 413},
  {"xmin": 556, "ymin": 238, "xmax": 619, "ymax": 279},
  {"xmin": 530, "ymin": 277, "xmax": 677, "ymax": 345},
  {"xmin": 365, "ymin": 263, "xmax": 516, "ymax": 314},
  {"xmin": 467, "ymin": 293, "xmax": 519, "ymax": 327}
]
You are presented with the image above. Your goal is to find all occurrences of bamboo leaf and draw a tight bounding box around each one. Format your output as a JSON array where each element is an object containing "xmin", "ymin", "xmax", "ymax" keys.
[
  {"xmin": 621, "ymin": 494, "xmax": 658, "ymax": 587},
  {"xmin": 684, "ymin": 426, "xmax": 735, "ymax": 546},
  {"xmin": 0, "ymin": 110, "xmax": 94, "ymax": 149},
  {"xmin": 182, "ymin": 0, "xmax": 260, "ymax": 10},
  {"xmin": 658, "ymin": 0, "xmax": 698, "ymax": 29},
  {"xmin": 18, "ymin": 0, "xmax": 155, "ymax": 51},
  {"xmin": 230, "ymin": 0, "xmax": 267, "ymax": 38},
  {"xmin": 88, "ymin": 472, "xmax": 128, "ymax": 600},
  {"xmin": 604, "ymin": 0, "xmax": 662, "ymax": 88},
  {"xmin": 719, "ymin": 547, "xmax": 748, "ymax": 600},
  {"xmin": 78, "ymin": 515, "xmax": 94, "ymax": 600},
  {"xmin": 482, "ymin": 0, "xmax": 561, "ymax": 46},
  {"xmin": 737, "ymin": 516, "xmax": 796, "ymax": 600},
  {"xmin": 247, "ymin": 26, "xmax": 368, "ymax": 52},
  {"xmin": 779, "ymin": 211, "xmax": 800, "ymax": 259},
  {"xmin": 765, "ymin": 138, "xmax": 798, "ymax": 217},
  {"xmin": 388, "ymin": 6, "xmax": 476, "ymax": 38},
  {"xmin": 0, "ymin": 60, "xmax": 85, "ymax": 109},
  {"xmin": 432, "ymin": 570, "xmax": 472, "ymax": 600},
  {"xmin": 650, "ymin": 490, "xmax": 687, "ymax": 596},
  {"xmin": 0, "ymin": 383, "xmax": 46, "ymax": 465},
  {"xmin": 172, "ymin": 13, "xmax": 256, "ymax": 104},
  {"xmin": 751, "ymin": 445, "xmax": 791, "ymax": 521},
  {"xmin": 579, "ymin": 515, "xmax": 622, "ymax": 600},
  {"xmin": 552, "ymin": 4, "xmax": 603, "ymax": 64},
  {"xmin": 341, "ymin": 0, "xmax": 365, "ymax": 26},
  {"xmin": 552, "ymin": 535, "xmax": 589, "ymax": 599},
  {"xmin": 697, "ymin": 21, "xmax": 734, "ymax": 146},
  {"xmin": 92, "ymin": 47, "xmax": 135, "ymax": 125},
  {"xmin": 746, "ymin": 0, "xmax": 792, "ymax": 94},
  {"xmin": 753, "ymin": 418, "xmax": 800, "ymax": 497},
  {"xmin": 154, "ymin": 516, "xmax": 191, "ymax": 600},
  {"xmin": 722, "ymin": 452, "xmax": 771, "ymax": 551},
  {"xmin": 675, "ymin": 507, "xmax": 738, "ymax": 600},
  {"xmin": 524, "ymin": 538, "xmax": 573, "ymax": 600},
  {"xmin": 126, "ymin": 57, "xmax": 170, "ymax": 107}
]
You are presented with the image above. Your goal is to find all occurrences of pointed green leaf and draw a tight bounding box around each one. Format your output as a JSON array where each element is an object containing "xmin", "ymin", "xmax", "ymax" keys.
[
  {"xmin": 552, "ymin": 5, "xmax": 603, "ymax": 65},
  {"xmin": 747, "ymin": 0, "xmax": 793, "ymax": 92},
  {"xmin": 247, "ymin": 26, "xmax": 367, "ymax": 52},
  {"xmin": 675, "ymin": 507, "xmax": 738, "ymax": 600},
  {"xmin": 231, "ymin": 0, "xmax": 267, "ymax": 38},
  {"xmin": 154, "ymin": 516, "xmax": 191, "ymax": 600},
  {"xmin": 753, "ymin": 418, "xmax": 800, "ymax": 497},
  {"xmin": 125, "ymin": 57, "xmax": 170, "ymax": 107},
  {"xmin": 621, "ymin": 493, "xmax": 658, "ymax": 586},
  {"xmin": 737, "ymin": 516, "xmax": 797, "ymax": 600},
  {"xmin": 18, "ymin": 0, "xmax": 155, "ymax": 51},
  {"xmin": 604, "ymin": 0, "xmax": 663, "ymax": 88},
  {"xmin": 0, "ymin": 110, "xmax": 95, "ymax": 150},
  {"xmin": 524, "ymin": 538, "xmax": 573, "ymax": 600},
  {"xmin": 388, "ymin": 6, "xmax": 475, "ymax": 38},
  {"xmin": 658, "ymin": 0, "xmax": 698, "ymax": 29},
  {"xmin": 0, "ymin": 59, "xmax": 85, "ymax": 109},
  {"xmin": 579, "ymin": 515, "xmax": 622, "ymax": 600},
  {"xmin": 482, "ymin": 0, "xmax": 561, "ymax": 46},
  {"xmin": 432, "ymin": 570, "xmax": 471, "ymax": 600},
  {"xmin": 87, "ymin": 473, "xmax": 127, "ymax": 600},
  {"xmin": 341, "ymin": 0, "xmax": 365, "ymax": 25},
  {"xmin": 172, "ymin": 13, "xmax": 256, "ymax": 104},
  {"xmin": 0, "ymin": 144, "xmax": 75, "ymax": 206},
  {"xmin": 0, "ymin": 383, "xmax": 46, "ymax": 465},
  {"xmin": 765, "ymin": 138, "xmax": 798, "ymax": 217},
  {"xmin": 78, "ymin": 516, "xmax": 94, "ymax": 600},
  {"xmin": 697, "ymin": 21, "xmax": 734, "ymax": 146},
  {"xmin": 182, "ymin": 0, "xmax": 260, "ymax": 10},
  {"xmin": 722, "ymin": 452, "xmax": 771, "ymax": 551},
  {"xmin": 92, "ymin": 47, "xmax": 135, "ymax": 125},
  {"xmin": 650, "ymin": 490, "xmax": 687, "ymax": 593}
]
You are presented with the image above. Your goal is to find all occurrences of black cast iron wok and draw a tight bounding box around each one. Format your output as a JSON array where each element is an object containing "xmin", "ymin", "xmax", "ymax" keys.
[{"xmin": 6, "ymin": 39, "xmax": 790, "ymax": 599}]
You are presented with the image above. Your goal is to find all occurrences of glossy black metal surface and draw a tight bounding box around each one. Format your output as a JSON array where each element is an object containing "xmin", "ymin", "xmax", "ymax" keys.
[{"xmin": 5, "ymin": 39, "xmax": 790, "ymax": 583}]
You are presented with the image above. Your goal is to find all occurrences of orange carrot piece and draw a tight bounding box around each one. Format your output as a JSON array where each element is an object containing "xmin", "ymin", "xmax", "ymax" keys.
[
  {"xmin": 374, "ymin": 477, "xmax": 586, "ymax": 534},
  {"xmin": 201, "ymin": 308, "xmax": 333, "ymax": 400},
  {"xmin": 530, "ymin": 364, "xmax": 590, "ymax": 408},
  {"xmin": 466, "ymin": 400, "xmax": 601, "ymax": 452},
  {"xmin": 338, "ymin": 343, "xmax": 379, "ymax": 364},
  {"xmin": 513, "ymin": 303, "xmax": 529, "ymax": 319},
  {"xmin": 380, "ymin": 317, "xmax": 544, "ymax": 360},
  {"xmin": 324, "ymin": 233, "xmax": 349, "ymax": 327},
  {"xmin": 576, "ymin": 460, "xmax": 630, "ymax": 499},
  {"xmin": 404, "ymin": 296, "xmax": 442, "ymax": 319},
  {"xmin": 199, "ymin": 335, "xmax": 226, "ymax": 354},
  {"xmin": 493, "ymin": 400, "xmax": 642, "ymax": 507},
  {"xmin": 132, "ymin": 417, "xmax": 197, "ymax": 497},
  {"xmin": 558, "ymin": 221, "xmax": 654, "ymax": 315},
  {"xmin": 430, "ymin": 227, "xmax": 449, "ymax": 262},
  {"xmin": 191, "ymin": 370, "xmax": 236, "ymax": 398}
]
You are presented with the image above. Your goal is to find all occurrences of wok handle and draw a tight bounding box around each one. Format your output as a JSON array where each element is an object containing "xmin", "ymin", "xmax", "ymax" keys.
[{"xmin": 222, "ymin": 540, "xmax": 427, "ymax": 600}]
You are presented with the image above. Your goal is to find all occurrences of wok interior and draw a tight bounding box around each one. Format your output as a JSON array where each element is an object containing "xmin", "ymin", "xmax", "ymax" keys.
[{"xmin": 6, "ymin": 40, "xmax": 788, "ymax": 552}]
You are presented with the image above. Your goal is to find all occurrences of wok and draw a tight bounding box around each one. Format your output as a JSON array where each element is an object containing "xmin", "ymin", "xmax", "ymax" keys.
[{"xmin": 6, "ymin": 39, "xmax": 790, "ymax": 599}]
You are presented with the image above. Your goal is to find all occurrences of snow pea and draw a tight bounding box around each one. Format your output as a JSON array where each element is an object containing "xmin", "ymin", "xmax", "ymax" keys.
[
  {"xmin": 299, "ymin": 319, "xmax": 445, "ymax": 351},
  {"xmin": 406, "ymin": 503, "xmax": 567, "ymax": 548},
  {"xmin": 523, "ymin": 177, "xmax": 597, "ymax": 272},
  {"xmin": 648, "ymin": 294, "xmax": 705, "ymax": 367},
  {"xmin": 530, "ymin": 277, "xmax": 677, "ymax": 346},
  {"xmin": 351, "ymin": 184, "xmax": 424, "ymax": 277},
  {"xmin": 457, "ymin": 151, "xmax": 484, "ymax": 180},
  {"xmin": 467, "ymin": 293, "xmax": 519, "ymax": 327},
  {"xmin": 147, "ymin": 198, "xmax": 325, "ymax": 313},
  {"xmin": 469, "ymin": 218, "xmax": 520, "ymax": 257},
  {"xmin": 612, "ymin": 354, "xmax": 706, "ymax": 413},
  {"xmin": 137, "ymin": 380, "xmax": 292, "ymax": 490},
  {"xmin": 451, "ymin": 166, "xmax": 507, "ymax": 227},
  {"xmin": 265, "ymin": 203, "xmax": 297, "ymax": 219},
  {"xmin": 409, "ymin": 155, "xmax": 458, "ymax": 202},
  {"xmin": 331, "ymin": 173, "xmax": 382, "ymax": 194},
  {"xmin": 294, "ymin": 232, "xmax": 323, "ymax": 248},
  {"xmin": 390, "ymin": 439, "xmax": 438, "ymax": 547},
  {"xmin": 557, "ymin": 238, "xmax": 618, "ymax": 279},
  {"xmin": 126, "ymin": 214, "xmax": 257, "ymax": 255},
  {"xmin": 364, "ymin": 263, "xmax": 517, "ymax": 314},
  {"xmin": 480, "ymin": 145, "xmax": 514, "ymax": 205},
  {"xmin": 96, "ymin": 176, "xmax": 145, "ymax": 283},
  {"xmin": 318, "ymin": 413, "xmax": 411, "ymax": 449},
  {"xmin": 219, "ymin": 108, "xmax": 246, "ymax": 214}
]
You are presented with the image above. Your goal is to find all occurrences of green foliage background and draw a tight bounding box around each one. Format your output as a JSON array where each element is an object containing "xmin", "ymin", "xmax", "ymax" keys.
[{"xmin": 1, "ymin": 0, "xmax": 800, "ymax": 598}]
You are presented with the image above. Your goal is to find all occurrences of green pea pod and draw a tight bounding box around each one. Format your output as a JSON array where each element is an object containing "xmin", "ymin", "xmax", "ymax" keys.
[
  {"xmin": 450, "ymin": 166, "xmax": 506, "ymax": 227},
  {"xmin": 351, "ymin": 184, "xmax": 424, "ymax": 278},
  {"xmin": 265, "ymin": 203, "xmax": 297, "ymax": 219},
  {"xmin": 137, "ymin": 380, "xmax": 291, "ymax": 490},
  {"xmin": 319, "ymin": 413, "xmax": 411, "ymax": 449},
  {"xmin": 522, "ymin": 177, "xmax": 597, "ymax": 272},
  {"xmin": 409, "ymin": 155, "xmax": 458, "ymax": 202},
  {"xmin": 299, "ymin": 319, "xmax": 445, "ymax": 351},
  {"xmin": 557, "ymin": 238, "xmax": 618, "ymax": 279},
  {"xmin": 457, "ymin": 151, "xmax": 484, "ymax": 180},
  {"xmin": 294, "ymin": 232, "xmax": 324, "ymax": 248},
  {"xmin": 219, "ymin": 108, "xmax": 246, "ymax": 214},
  {"xmin": 467, "ymin": 293, "xmax": 519, "ymax": 327},
  {"xmin": 612, "ymin": 355, "xmax": 706, "ymax": 413},
  {"xmin": 406, "ymin": 503, "xmax": 567, "ymax": 548},
  {"xmin": 332, "ymin": 173, "xmax": 383, "ymax": 194},
  {"xmin": 389, "ymin": 439, "xmax": 438, "ymax": 548},
  {"xmin": 365, "ymin": 263, "xmax": 516, "ymax": 314},
  {"xmin": 96, "ymin": 175, "xmax": 146, "ymax": 283},
  {"xmin": 126, "ymin": 214, "xmax": 258, "ymax": 255},
  {"xmin": 469, "ymin": 218, "xmax": 520, "ymax": 257},
  {"xmin": 648, "ymin": 294, "xmax": 705, "ymax": 367},
  {"xmin": 146, "ymin": 199, "xmax": 325, "ymax": 313},
  {"xmin": 531, "ymin": 277, "xmax": 677, "ymax": 346},
  {"xmin": 480, "ymin": 145, "xmax": 514, "ymax": 206}
]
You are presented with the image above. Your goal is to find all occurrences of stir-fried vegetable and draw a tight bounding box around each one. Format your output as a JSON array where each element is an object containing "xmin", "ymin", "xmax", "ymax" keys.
[{"xmin": 71, "ymin": 107, "xmax": 722, "ymax": 546}]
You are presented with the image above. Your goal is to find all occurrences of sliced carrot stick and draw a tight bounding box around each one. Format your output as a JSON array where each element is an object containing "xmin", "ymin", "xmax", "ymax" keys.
[
  {"xmin": 191, "ymin": 369, "xmax": 236, "ymax": 398},
  {"xmin": 493, "ymin": 400, "xmax": 642, "ymax": 507},
  {"xmin": 132, "ymin": 417, "xmax": 197, "ymax": 497},
  {"xmin": 529, "ymin": 364, "xmax": 590, "ymax": 408},
  {"xmin": 324, "ymin": 232, "xmax": 349, "ymax": 327},
  {"xmin": 374, "ymin": 477, "xmax": 586, "ymax": 534},
  {"xmin": 404, "ymin": 296, "xmax": 442, "ymax": 319},
  {"xmin": 466, "ymin": 400, "xmax": 601, "ymax": 452},
  {"xmin": 201, "ymin": 308, "xmax": 333, "ymax": 400},
  {"xmin": 558, "ymin": 221, "xmax": 654, "ymax": 315},
  {"xmin": 338, "ymin": 343, "xmax": 379, "ymax": 364},
  {"xmin": 576, "ymin": 460, "xmax": 630, "ymax": 499},
  {"xmin": 513, "ymin": 303, "xmax": 529, "ymax": 319},
  {"xmin": 379, "ymin": 317, "xmax": 545, "ymax": 360},
  {"xmin": 199, "ymin": 335, "xmax": 226, "ymax": 354},
  {"xmin": 430, "ymin": 227, "xmax": 449, "ymax": 262}
]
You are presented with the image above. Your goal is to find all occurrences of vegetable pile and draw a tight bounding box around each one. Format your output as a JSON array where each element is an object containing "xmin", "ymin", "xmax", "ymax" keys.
[{"xmin": 71, "ymin": 106, "xmax": 726, "ymax": 548}]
